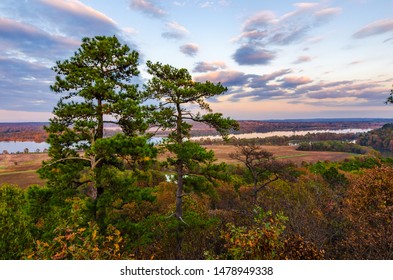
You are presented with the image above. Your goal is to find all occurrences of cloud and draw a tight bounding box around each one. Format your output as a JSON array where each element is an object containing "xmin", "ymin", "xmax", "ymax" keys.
[
  {"xmin": 248, "ymin": 69, "xmax": 292, "ymax": 88},
  {"xmin": 292, "ymin": 80, "xmax": 389, "ymax": 106},
  {"xmin": 180, "ymin": 43, "xmax": 199, "ymax": 57},
  {"xmin": 293, "ymin": 55, "xmax": 313, "ymax": 64},
  {"xmin": 233, "ymin": 45, "xmax": 275, "ymax": 65},
  {"xmin": 243, "ymin": 11, "xmax": 276, "ymax": 31},
  {"xmin": 193, "ymin": 70, "xmax": 251, "ymax": 87},
  {"xmin": 0, "ymin": 18, "xmax": 79, "ymax": 61},
  {"xmin": 0, "ymin": 0, "xmax": 121, "ymax": 40},
  {"xmin": 193, "ymin": 65, "xmax": 389, "ymax": 108},
  {"xmin": 353, "ymin": 18, "xmax": 393, "ymax": 39},
  {"xmin": 232, "ymin": 3, "xmax": 340, "ymax": 65},
  {"xmin": 198, "ymin": 0, "xmax": 231, "ymax": 9},
  {"xmin": 314, "ymin": 8, "xmax": 342, "ymax": 23},
  {"xmin": 230, "ymin": 87, "xmax": 288, "ymax": 102},
  {"xmin": 162, "ymin": 21, "xmax": 189, "ymax": 40},
  {"xmin": 0, "ymin": 57, "xmax": 57, "ymax": 111},
  {"xmin": 38, "ymin": 0, "xmax": 120, "ymax": 38},
  {"xmin": 130, "ymin": 0, "xmax": 166, "ymax": 18},
  {"xmin": 193, "ymin": 61, "xmax": 227, "ymax": 73},
  {"xmin": 254, "ymin": 4, "xmax": 339, "ymax": 45},
  {"xmin": 280, "ymin": 76, "xmax": 313, "ymax": 88}
]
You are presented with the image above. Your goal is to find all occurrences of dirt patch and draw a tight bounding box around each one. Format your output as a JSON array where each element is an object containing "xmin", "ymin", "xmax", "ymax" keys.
[{"xmin": 0, "ymin": 171, "xmax": 45, "ymax": 189}]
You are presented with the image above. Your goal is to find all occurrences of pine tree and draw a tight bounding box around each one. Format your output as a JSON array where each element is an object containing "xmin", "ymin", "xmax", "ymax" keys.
[
  {"xmin": 145, "ymin": 61, "xmax": 239, "ymax": 221},
  {"xmin": 39, "ymin": 36, "xmax": 156, "ymax": 221}
]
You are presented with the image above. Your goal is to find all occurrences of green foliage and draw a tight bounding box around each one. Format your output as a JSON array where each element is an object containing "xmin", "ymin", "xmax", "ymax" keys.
[
  {"xmin": 0, "ymin": 184, "xmax": 32, "ymax": 259},
  {"xmin": 297, "ymin": 140, "xmax": 369, "ymax": 154},
  {"xmin": 92, "ymin": 133, "xmax": 157, "ymax": 170},
  {"xmin": 130, "ymin": 195, "xmax": 219, "ymax": 259},
  {"xmin": 339, "ymin": 156, "xmax": 382, "ymax": 172},
  {"xmin": 357, "ymin": 123, "xmax": 393, "ymax": 153}
]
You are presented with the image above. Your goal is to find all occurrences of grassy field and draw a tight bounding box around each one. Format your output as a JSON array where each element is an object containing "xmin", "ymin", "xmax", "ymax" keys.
[
  {"xmin": 206, "ymin": 144, "xmax": 354, "ymax": 164},
  {"xmin": 0, "ymin": 153, "xmax": 48, "ymax": 188},
  {"xmin": 0, "ymin": 145, "xmax": 356, "ymax": 189}
]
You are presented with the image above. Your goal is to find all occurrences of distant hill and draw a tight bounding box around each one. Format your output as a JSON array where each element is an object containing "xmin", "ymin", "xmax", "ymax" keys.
[
  {"xmin": 357, "ymin": 123, "xmax": 393, "ymax": 152},
  {"xmin": 0, "ymin": 123, "xmax": 48, "ymax": 142}
]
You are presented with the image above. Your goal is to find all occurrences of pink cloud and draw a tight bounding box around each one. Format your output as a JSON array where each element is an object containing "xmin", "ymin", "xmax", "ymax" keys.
[{"xmin": 353, "ymin": 18, "xmax": 393, "ymax": 38}]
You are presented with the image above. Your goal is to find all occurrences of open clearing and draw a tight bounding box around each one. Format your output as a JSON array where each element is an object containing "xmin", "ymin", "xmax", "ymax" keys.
[
  {"xmin": 206, "ymin": 145, "xmax": 354, "ymax": 165},
  {"xmin": 0, "ymin": 145, "xmax": 356, "ymax": 189}
]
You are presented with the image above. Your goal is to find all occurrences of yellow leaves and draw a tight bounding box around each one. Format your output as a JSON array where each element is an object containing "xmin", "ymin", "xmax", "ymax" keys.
[
  {"xmin": 31, "ymin": 224, "xmax": 129, "ymax": 260},
  {"xmin": 106, "ymin": 235, "xmax": 114, "ymax": 242}
]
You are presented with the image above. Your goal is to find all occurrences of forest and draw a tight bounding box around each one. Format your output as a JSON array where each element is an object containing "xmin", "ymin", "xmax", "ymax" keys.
[
  {"xmin": 1, "ymin": 35, "xmax": 393, "ymax": 260},
  {"xmin": 357, "ymin": 123, "xmax": 393, "ymax": 153}
]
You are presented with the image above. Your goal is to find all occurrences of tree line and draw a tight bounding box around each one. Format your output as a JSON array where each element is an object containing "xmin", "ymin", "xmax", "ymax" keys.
[{"xmin": 357, "ymin": 123, "xmax": 393, "ymax": 153}]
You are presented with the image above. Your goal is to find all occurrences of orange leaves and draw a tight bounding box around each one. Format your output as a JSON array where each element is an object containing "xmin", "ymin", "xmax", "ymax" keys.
[
  {"xmin": 27, "ymin": 223, "xmax": 131, "ymax": 260},
  {"xmin": 340, "ymin": 165, "xmax": 393, "ymax": 259},
  {"xmin": 212, "ymin": 209, "xmax": 288, "ymax": 260}
]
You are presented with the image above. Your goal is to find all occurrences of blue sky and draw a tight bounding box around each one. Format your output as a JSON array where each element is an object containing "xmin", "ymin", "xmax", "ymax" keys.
[{"xmin": 1, "ymin": 0, "xmax": 393, "ymax": 121}]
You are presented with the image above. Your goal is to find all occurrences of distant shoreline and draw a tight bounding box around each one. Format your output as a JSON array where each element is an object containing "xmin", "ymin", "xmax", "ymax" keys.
[{"xmin": 1, "ymin": 118, "xmax": 392, "ymax": 144}]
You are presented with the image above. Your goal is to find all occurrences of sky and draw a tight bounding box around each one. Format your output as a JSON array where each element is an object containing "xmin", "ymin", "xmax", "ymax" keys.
[{"xmin": 1, "ymin": 0, "xmax": 393, "ymax": 122}]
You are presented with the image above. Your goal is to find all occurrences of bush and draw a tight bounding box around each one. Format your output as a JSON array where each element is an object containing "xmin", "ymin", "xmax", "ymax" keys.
[{"xmin": 0, "ymin": 184, "xmax": 32, "ymax": 259}]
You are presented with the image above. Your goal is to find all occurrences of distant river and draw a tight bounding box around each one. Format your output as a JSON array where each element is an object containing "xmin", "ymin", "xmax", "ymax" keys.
[
  {"xmin": 0, "ymin": 129, "xmax": 372, "ymax": 154},
  {"xmin": 191, "ymin": 128, "xmax": 372, "ymax": 141}
]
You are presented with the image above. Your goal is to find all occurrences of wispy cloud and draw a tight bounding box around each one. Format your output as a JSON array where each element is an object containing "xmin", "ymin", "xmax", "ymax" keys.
[
  {"xmin": 248, "ymin": 69, "xmax": 292, "ymax": 88},
  {"xmin": 280, "ymin": 76, "xmax": 313, "ymax": 88},
  {"xmin": 232, "ymin": 2, "xmax": 341, "ymax": 66},
  {"xmin": 293, "ymin": 55, "xmax": 313, "ymax": 64},
  {"xmin": 0, "ymin": 18, "xmax": 79, "ymax": 61},
  {"xmin": 193, "ymin": 61, "xmax": 227, "ymax": 73},
  {"xmin": 38, "ymin": 0, "xmax": 119, "ymax": 38},
  {"xmin": 130, "ymin": 0, "xmax": 166, "ymax": 18},
  {"xmin": 162, "ymin": 21, "xmax": 189, "ymax": 40},
  {"xmin": 198, "ymin": 0, "xmax": 231, "ymax": 9},
  {"xmin": 194, "ymin": 70, "xmax": 251, "ymax": 87},
  {"xmin": 0, "ymin": 57, "xmax": 57, "ymax": 111},
  {"xmin": 353, "ymin": 18, "xmax": 393, "ymax": 39}
]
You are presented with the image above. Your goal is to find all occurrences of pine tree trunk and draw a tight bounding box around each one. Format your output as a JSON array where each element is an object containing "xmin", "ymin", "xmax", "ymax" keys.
[{"xmin": 175, "ymin": 163, "xmax": 184, "ymax": 219}]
